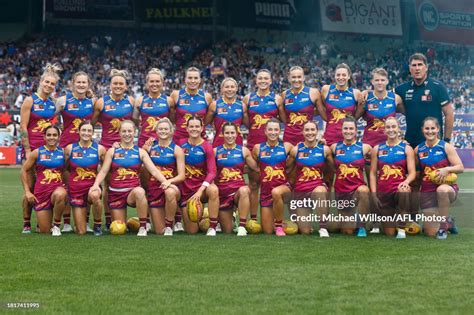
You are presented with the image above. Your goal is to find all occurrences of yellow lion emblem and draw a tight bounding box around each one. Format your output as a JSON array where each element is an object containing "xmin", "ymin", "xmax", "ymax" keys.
[
  {"xmin": 108, "ymin": 118, "xmax": 122, "ymax": 134},
  {"xmin": 73, "ymin": 167, "xmax": 96, "ymax": 181},
  {"xmin": 299, "ymin": 167, "xmax": 322, "ymax": 181},
  {"xmin": 150, "ymin": 167, "xmax": 174, "ymax": 181},
  {"xmin": 70, "ymin": 118, "xmax": 83, "ymax": 133},
  {"xmin": 116, "ymin": 168, "xmax": 138, "ymax": 180},
  {"xmin": 380, "ymin": 165, "xmax": 403, "ymax": 180},
  {"xmin": 220, "ymin": 168, "xmax": 243, "ymax": 182},
  {"xmin": 180, "ymin": 113, "xmax": 194, "ymax": 128},
  {"xmin": 41, "ymin": 169, "xmax": 62, "ymax": 184},
  {"xmin": 263, "ymin": 166, "xmax": 285, "ymax": 182},
  {"xmin": 423, "ymin": 166, "xmax": 437, "ymax": 182},
  {"xmin": 33, "ymin": 119, "xmax": 52, "ymax": 133},
  {"xmin": 368, "ymin": 119, "xmax": 385, "ymax": 131},
  {"xmin": 338, "ymin": 164, "xmax": 359, "ymax": 179},
  {"xmin": 252, "ymin": 114, "xmax": 269, "ymax": 129},
  {"xmin": 145, "ymin": 117, "xmax": 157, "ymax": 132},
  {"xmin": 185, "ymin": 165, "xmax": 204, "ymax": 178},
  {"xmin": 288, "ymin": 113, "xmax": 308, "ymax": 126},
  {"xmin": 329, "ymin": 109, "xmax": 347, "ymax": 124}
]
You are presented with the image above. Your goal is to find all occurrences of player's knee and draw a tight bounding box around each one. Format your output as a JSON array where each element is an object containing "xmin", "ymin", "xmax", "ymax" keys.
[
  {"xmin": 357, "ymin": 185, "xmax": 370, "ymax": 193},
  {"xmin": 238, "ymin": 186, "xmax": 250, "ymax": 198},
  {"xmin": 134, "ymin": 187, "xmax": 146, "ymax": 199},
  {"xmin": 207, "ymin": 184, "xmax": 219, "ymax": 199},
  {"xmin": 164, "ymin": 188, "xmax": 177, "ymax": 201},
  {"xmin": 436, "ymin": 185, "xmax": 452, "ymax": 194}
]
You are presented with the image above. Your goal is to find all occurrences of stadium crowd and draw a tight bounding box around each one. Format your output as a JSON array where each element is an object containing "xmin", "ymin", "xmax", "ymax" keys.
[{"xmin": 0, "ymin": 33, "xmax": 472, "ymax": 112}]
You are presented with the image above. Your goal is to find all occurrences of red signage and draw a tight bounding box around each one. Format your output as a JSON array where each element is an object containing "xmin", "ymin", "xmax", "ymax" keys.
[{"xmin": 0, "ymin": 147, "xmax": 17, "ymax": 165}]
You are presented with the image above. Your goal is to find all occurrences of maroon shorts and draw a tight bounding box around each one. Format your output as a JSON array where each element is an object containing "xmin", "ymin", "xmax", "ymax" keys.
[
  {"xmin": 108, "ymin": 189, "xmax": 134, "ymax": 210},
  {"xmin": 260, "ymin": 183, "xmax": 290, "ymax": 208},
  {"xmin": 218, "ymin": 185, "xmax": 243, "ymax": 210},
  {"xmin": 420, "ymin": 185, "xmax": 458, "ymax": 210},
  {"xmin": 34, "ymin": 184, "xmax": 64, "ymax": 211}
]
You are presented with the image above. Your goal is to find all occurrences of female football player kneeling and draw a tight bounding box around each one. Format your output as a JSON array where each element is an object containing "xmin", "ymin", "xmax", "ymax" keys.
[{"xmin": 415, "ymin": 117, "xmax": 464, "ymax": 239}]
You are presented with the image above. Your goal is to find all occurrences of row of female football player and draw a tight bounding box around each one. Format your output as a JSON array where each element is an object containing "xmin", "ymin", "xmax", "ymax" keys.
[{"xmin": 20, "ymin": 62, "xmax": 463, "ymax": 238}]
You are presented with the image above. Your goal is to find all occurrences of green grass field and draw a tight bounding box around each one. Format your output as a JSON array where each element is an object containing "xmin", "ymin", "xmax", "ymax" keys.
[{"xmin": 1, "ymin": 168, "xmax": 473, "ymax": 314}]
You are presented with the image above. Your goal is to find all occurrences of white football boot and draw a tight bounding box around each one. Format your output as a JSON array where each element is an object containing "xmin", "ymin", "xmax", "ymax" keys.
[{"xmin": 137, "ymin": 227, "xmax": 147, "ymax": 237}]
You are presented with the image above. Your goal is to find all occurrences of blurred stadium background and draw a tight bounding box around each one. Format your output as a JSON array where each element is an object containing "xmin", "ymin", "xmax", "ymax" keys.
[{"xmin": 0, "ymin": 0, "xmax": 472, "ymax": 166}]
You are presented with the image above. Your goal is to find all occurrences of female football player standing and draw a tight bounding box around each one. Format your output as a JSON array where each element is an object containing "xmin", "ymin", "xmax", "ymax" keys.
[
  {"xmin": 64, "ymin": 121, "xmax": 106, "ymax": 236},
  {"xmin": 318, "ymin": 63, "xmax": 362, "ymax": 146},
  {"xmin": 415, "ymin": 117, "xmax": 464, "ymax": 239},
  {"xmin": 243, "ymin": 69, "xmax": 286, "ymax": 224},
  {"xmin": 369, "ymin": 117, "xmax": 416, "ymax": 238},
  {"xmin": 331, "ymin": 117, "xmax": 371, "ymax": 237},
  {"xmin": 89, "ymin": 120, "xmax": 168, "ymax": 237},
  {"xmin": 21, "ymin": 125, "xmax": 67, "ymax": 236},
  {"xmin": 169, "ymin": 67, "xmax": 212, "ymax": 143},
  {"xmin": 179, "ymin": 116, "xmax": 219, "ymax": 236},
  {"xmin": 318, "ymin": 64, "xmax": 362, "ymax": 189},
  {"xmin": 214, "ymin": 122, "xmax": 259, "ymax": 235},
  {"xmin": 20, "ymin": 63, "xmax": 61, "ymax": 233},
  {"xmin": 133, "ymin": 68, "xmax": 172, "ymax": 148},
  {"xmin": 169, "ymin": 67, "xmax": 212, "ymax": 230},
  {"xmin": 56, "ymin": 71, "xmax": 95, "ymax": 233},
  {"xmin": 92, "ymin": 69, "xmax": 135, "ymax": 229},
  {"xmin": 205, "ymin": 77, "xmax": 248, "ymax": 148},
  {"xmin": 354, "ymin": 68, "xmax": 404, "ymax": 234},
  {"xmin": 287, "ymin": 120, "xmax": 334, "ymax": 236},
  {"xmin": 252, "ymin": 118, "xmax": 293, "ymax": 236},
  {"xmin": 146, "ymin": 118, "xmax": 185, "ymax": 236},
  {"xmin": 282, "ymin": 66, "xmax": 322, "ymax": 146},
  {"xmin": 355, "ymin": 68, "xmax": 403, "ymax": 147}
]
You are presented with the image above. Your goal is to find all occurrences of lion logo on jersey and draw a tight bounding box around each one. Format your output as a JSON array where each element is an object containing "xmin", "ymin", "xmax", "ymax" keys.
[
  {"xmin": 299, "ymin": 167, "xmax": 322, "ymax": 181},
  {"xmin": 338, "ymin": 164, "xmax": 359, "ymax": 179},
  {"xmin": 70, "ymin": 118, "xmax": 83, "ymax": 133},
  {"xmin": 262, "ymin": 166, "xmax": 285, "ymax": 182},
  {"xmin": 41, "ymin": 169, "xmax": 62, "ymax": 184},
  {"xmin": 288, "ymin": 113, "xmax": 308, "ymax": 126},
  {"xmin": 329, "ymin": 109, "xmax": 347, "ymax": 124},
  {"xmin": 380, "ymin": 165, "xmax": 403, "ymax": 180},
  {"xmin": 116, "ymin": 168, "xmax": 138, "ymax": 180},
  {"xmin": 185, "ymin": 165, "xmax": 204, "ymax": 178},
  {"xmin": 252, "ymin": 114, "xmax": 269, "ymax": 129},
  {"xmin": 145, "ymin": 117, "xmax": 157, "ymax": 132},
  {"xmin": 423, "ymin": 166, "xmax": 437, "ymax": 182},
  {"xmin": 74, "ymin": 167, "xmax": 96, "ymax": 181},
  {"xmin": 32, "ymin": 119, "xmax": 52, "ymax": 133},
  {"xmin": 368, "ymin": 119, "xmax": 385, "ymax": 131},
  {"xmin": 108, "ymin": 118, "xmax": 122, "ymax": 134},
  {"xmin": 180, "ymin": 113, "xmax": 194, "ymax": 128},
  {"xmin": 220, "ymin": 168, "xmax": 243, "ymax": 182}
]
